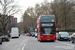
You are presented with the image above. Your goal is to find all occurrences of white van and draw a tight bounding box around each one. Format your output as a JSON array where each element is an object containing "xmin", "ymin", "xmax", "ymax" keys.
[{"xmin": 10, "ymin": 27, "xmax": 19, "ymax": 38}]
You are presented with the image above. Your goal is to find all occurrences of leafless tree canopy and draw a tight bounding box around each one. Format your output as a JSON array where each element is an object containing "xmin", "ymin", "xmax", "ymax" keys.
[
  {"xmin": 21, "ymin": 0, "xmax": 75, "ymax": 31},
  {"xmin": 0, "ymin": 0, "xmax": 20, "ymax": 34}
]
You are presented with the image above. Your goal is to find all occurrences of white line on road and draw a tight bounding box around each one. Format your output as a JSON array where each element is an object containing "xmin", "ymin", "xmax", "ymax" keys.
[
  {"xmin": 54, "ymin": 41, "xmax": 75, "ymax": 49},
  {"xmin": 58, "ymin": 41, "xmax": 75, "ymax": 46},
  {"xmin": 22, "ymin": 38, "xmax": 29, "ymax": 50}
]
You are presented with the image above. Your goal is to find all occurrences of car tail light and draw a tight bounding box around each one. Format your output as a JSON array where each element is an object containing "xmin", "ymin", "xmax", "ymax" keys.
[{"xmin": 6, "ymin": 37, "xmax": 8, "ymax": 39}]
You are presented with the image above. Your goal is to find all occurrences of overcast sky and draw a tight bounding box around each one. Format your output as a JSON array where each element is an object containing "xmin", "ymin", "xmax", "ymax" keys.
[{"xmin": 14, "ymin": 0, "xmax": 53, "ymax": 23}]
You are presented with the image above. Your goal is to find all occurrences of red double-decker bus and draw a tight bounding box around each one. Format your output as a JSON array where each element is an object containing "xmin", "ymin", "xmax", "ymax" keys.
[{"xmin": 37, "ymin": 15, "xmax": 56, "ymax": 42}]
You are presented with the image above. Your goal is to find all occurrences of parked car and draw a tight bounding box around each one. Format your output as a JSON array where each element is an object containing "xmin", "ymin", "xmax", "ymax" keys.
[
  {"xmin": 0, "ymin": 37, "xmax": 2, "ymax": 44},
  {"xmin": 35, "ymin": 33, "xmax": 37, "ymax": 38},
  {"xmin": 1, "ymin": 35, "xmax": 10, "ymax": 42},
  {"xmin": 71, "ymin": 33, "xmax": 75, "ymax": 43},
  {"xmin": 56, "ymin": 33, "xmax": 58, "ymax": 40},
  {"xmin": 58, "ymin": 32, "xmax": 70, "ymax": 41}
]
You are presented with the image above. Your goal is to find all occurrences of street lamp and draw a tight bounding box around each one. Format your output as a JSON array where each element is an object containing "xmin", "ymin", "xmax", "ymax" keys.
[
  {"xmin": 64, "ymin": 0, "xmax": 66, "ymax": 30},
  {"xmin": 8, "ymin": 16, "xmax": 11, "ymax": 31}
]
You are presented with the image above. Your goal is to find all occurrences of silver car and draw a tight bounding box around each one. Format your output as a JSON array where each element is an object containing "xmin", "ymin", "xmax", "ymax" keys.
[
  {"xmin": 56, "ymin": 33, "xmax": 58, "ymax": 40},
  {"xmin": 58, "ymin": 32, "xmax": 70, "ymax": 41},
  {"xmin": 35, "ymin": 32, "xmax": 37, "ymax": 38},
  {"xmin": 26, "ymin": 33, "xmax": 29, "ymax": 36},
  {"xmin": 0, "ymin": 37, "xmax": 2, "ymax": 44},
  {"xmin": 71, "ymin": 33, "xmax": 75, "ymax": 43}
]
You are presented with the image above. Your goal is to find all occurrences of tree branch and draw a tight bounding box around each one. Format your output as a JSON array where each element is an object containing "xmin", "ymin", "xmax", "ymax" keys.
[
  {"xmin": 0, "ymin": 0, "xmax": 4, "ymax": 5},
  {"xmin": 9, "ymin": 9, "xmax": 20, "ymax": 16}
]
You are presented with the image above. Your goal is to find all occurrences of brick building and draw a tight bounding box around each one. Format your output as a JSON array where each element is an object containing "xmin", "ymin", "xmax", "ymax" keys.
[{"xmin": 8, "ymin": 16, "xmax": 17, "ymax": 31}]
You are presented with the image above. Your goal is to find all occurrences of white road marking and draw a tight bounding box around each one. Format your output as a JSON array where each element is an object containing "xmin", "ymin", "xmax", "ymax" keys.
[
  {"xmin": 57, "ymin": 41, "xmax": 75, "ymax": 46},
  {"xmin": 22, "ymin": 38, "xmax": 29, "ymax": 50},
  {"xmin": 54, "ymin": 41, "xmax": 75, "ymax": 49}
]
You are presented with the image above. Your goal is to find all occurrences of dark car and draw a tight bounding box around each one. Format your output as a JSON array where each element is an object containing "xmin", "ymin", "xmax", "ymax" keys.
[
  {"xmin": 0, "ymin": 37, "xmax": 2, "ymax": 44},
  {"xmin": 71, "ymin": 33, "xmax": 75, "ymax": 43},
  {"xmin": 58, "ymin": 32, "xmax": 70, "ymax": 41},
  {"xmin": 1, "ymin": 35, "xmax": 10, "ymax": 42}
]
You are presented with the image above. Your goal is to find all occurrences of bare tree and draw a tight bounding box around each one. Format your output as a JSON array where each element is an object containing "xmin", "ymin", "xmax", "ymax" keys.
[
  {"xmin": 51, "ymin": 0, "xmax": 75, "ymax": 30},
  {"xmin": 22, "ymin": 0, "xmax": 75, "ymax": 31},
  {"xmin": 22, "ymin": 0, "xmax": 52, "ymax": 31},
  {"xmin": 0, "ymin": 0, "xmax": 20, "ymax": 34}
]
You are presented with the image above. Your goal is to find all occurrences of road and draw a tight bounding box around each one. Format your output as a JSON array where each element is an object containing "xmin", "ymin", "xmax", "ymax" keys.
[{"xmin": 0, "ymin": 35, "xmax": 75, "ymax": 50}]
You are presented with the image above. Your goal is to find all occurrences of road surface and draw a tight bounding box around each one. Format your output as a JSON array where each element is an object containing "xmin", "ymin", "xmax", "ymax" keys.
[{"xmin": 0, "ymin": 35, "xmax": 75, "ymax": 50}]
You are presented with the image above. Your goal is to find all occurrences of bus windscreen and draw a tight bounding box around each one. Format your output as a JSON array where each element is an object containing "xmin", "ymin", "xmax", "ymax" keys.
[
  {"xmin": 41, "ymin": 28, "xmax": 55, "ymax": 35},
  {"xmin": 41, "ymin": 16, "xmax": 55, "ymax": 22}
]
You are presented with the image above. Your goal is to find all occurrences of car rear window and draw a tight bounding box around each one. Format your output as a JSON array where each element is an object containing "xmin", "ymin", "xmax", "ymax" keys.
[
  {"xmin": 60, "ymin": 32, "xmax": 69, "ymax": 35},
  {"xmin": 1, "ymin": 35, "xmax": 8, "ymax": 37}
]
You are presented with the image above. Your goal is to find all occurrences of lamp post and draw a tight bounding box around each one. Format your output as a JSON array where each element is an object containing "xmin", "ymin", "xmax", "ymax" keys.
[
  {"xmin": 64, "ymin": 0, "xmax": 66, "ymax": 30},
  {"xmin": 8, "ymin": 16, "xmax": 11, "ymax": 31}
]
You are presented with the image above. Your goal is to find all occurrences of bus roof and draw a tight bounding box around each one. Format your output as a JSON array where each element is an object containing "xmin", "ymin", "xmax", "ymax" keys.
[{"xmin": 38, "ymin": 15, "xmax": 55, "ymax": 19}]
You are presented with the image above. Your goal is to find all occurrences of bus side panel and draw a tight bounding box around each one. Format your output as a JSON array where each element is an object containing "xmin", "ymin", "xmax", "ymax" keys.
[
  {"xmin": 37, "ymin": 28, "xmax": 41, "ymax": 41},
  {"xmin": 39, "ymin": 18, "xmax": 41, "ymax": 41},
  {"xmin": 37, "ymin": 17, "xmax": 41, "ymax": 41},
  {"xmin": 54, "ymin": 16, "xmax": 56, "ymax": 40}
]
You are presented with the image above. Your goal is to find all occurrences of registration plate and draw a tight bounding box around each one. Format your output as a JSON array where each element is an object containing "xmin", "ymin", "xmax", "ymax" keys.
[{"xmin": 47, "ymin": 39, "xmax": 50, "ymax": 40}]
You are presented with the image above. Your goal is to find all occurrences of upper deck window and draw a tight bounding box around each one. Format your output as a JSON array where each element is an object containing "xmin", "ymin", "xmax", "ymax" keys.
[{"xmin": 41, "ymin": 16, "xmax": 55, "ymax": 22}]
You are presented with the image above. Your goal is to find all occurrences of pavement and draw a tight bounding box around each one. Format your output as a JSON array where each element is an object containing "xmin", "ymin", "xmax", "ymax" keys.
[{"xmin": 0, "ymin": 35, "xmax": 75, "ymax": 50}]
